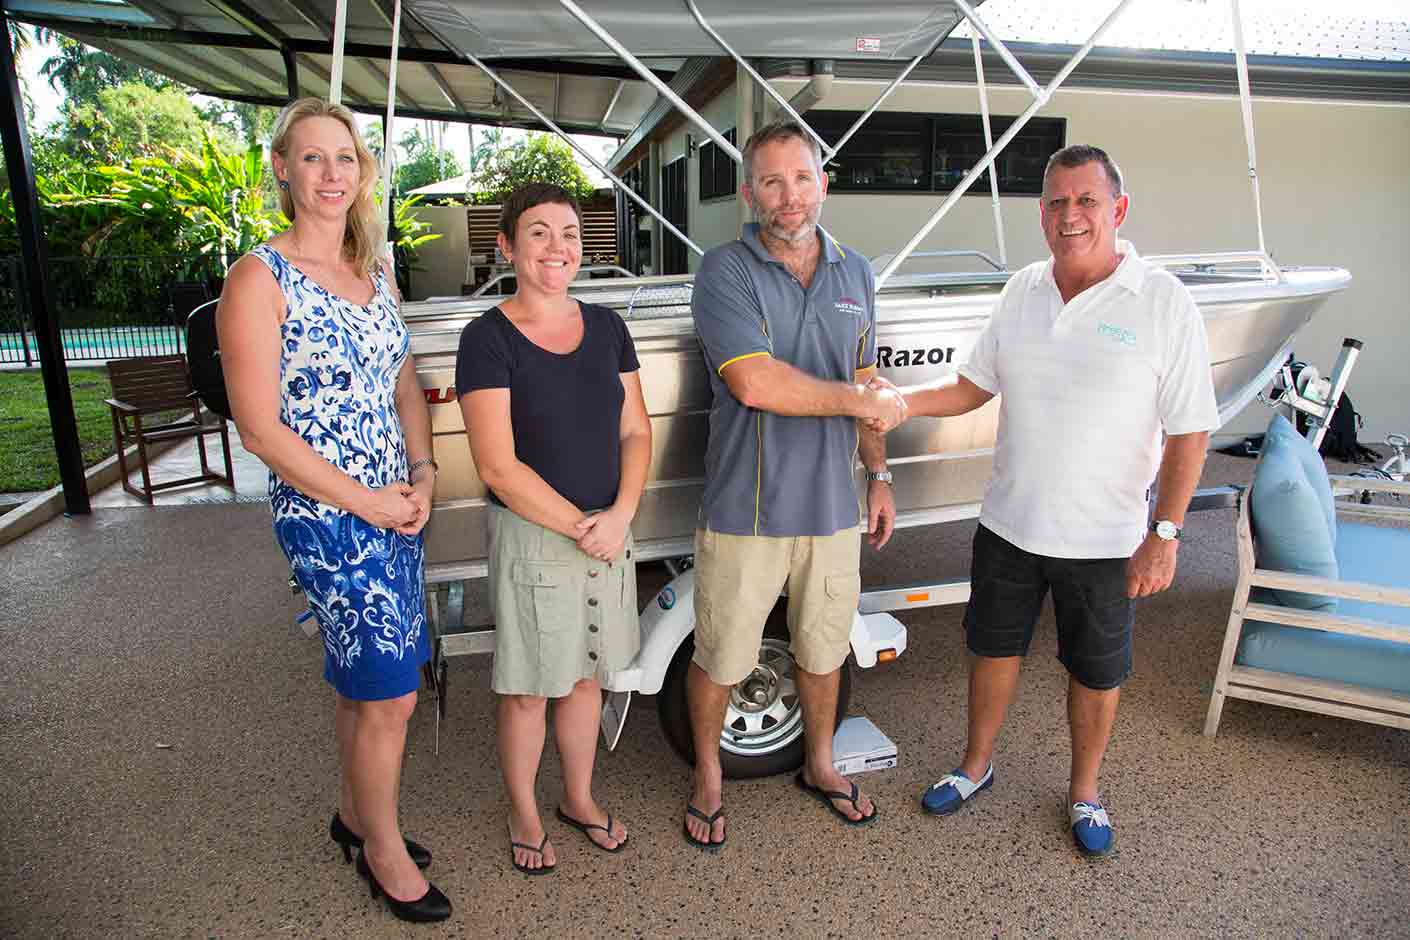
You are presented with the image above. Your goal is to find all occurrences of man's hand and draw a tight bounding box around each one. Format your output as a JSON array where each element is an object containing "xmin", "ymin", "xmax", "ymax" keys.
[
  {"xmin": 859, "ymin": 382, "xmax": 907, "ymax": 433},
  {"xmin": 1126, "ymin": 534, "xmax": 1178, "ymax": 598},
  {"xmin": 866, "ymin": 479, "xmax": 896, "ymax": 549},
  {"xmin": 575, "ymin": 506, "xmax": 632, "ymax": 562}
]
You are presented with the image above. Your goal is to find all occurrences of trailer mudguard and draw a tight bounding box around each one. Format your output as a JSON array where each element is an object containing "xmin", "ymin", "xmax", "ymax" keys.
[{"xmin": 604, "ymin": 569, "xmax": 910, "ymax": 697}]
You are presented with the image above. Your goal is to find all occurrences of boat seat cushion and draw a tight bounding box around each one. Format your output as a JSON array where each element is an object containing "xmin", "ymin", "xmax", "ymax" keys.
[
  {"xmin": 1236, "ymin": 522, "xmax": 1410, "ymax": 695},
  {"xmin": 1248, "ymin": 414, "xmax": 1338, "ymax": 611}
]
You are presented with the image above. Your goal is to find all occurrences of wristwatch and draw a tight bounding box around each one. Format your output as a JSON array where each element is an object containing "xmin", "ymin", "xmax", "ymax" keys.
[
  {"xmin": 1150, "ymin": 519, "xmax": 1181, "ymax": 541},
  {"xmin": 865, "ymin": 470, "xmax": 893, "ymax": 485}
]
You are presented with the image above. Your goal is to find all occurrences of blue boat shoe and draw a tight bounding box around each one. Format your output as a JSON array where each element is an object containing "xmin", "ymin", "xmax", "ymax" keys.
[
  {"xmin": 920, "ymin": 764, "xmax": 993, "ymax": 816},
  {"xmin": 1069, "ymin": 801, "xmax": 1115, "ymax": 857}
]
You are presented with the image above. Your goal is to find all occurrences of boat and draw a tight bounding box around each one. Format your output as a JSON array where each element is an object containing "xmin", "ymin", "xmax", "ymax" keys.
[{"xmin": 405, "ymin": 264, "xmax": 1350, "ymax": 576}]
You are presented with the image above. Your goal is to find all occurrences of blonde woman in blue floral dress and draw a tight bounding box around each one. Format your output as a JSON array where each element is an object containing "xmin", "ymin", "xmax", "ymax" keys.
[{"xmin": 218, "ymin": 98, "xmax": 450, "ymax": 924}]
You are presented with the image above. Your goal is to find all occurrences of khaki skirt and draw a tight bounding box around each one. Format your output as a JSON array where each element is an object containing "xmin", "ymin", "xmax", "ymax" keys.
[{"xmin": 487, "ymin": 505, "xmax": 640, "ymax": 697}]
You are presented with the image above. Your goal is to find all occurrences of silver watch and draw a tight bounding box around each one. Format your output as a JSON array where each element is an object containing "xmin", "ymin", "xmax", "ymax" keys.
[
  {"xmin": 1151, "ymin": 519, "xmax": 1181, "ymax": 541},
  {"xmin": 865, "ymin": 470, "xmax": 893, "ymax": 485}
]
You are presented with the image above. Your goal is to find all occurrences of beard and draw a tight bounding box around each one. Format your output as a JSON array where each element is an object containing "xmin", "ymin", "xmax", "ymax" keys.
[{"xmin": 757, "ymin": 202, "xmax": 821, "ymax": 244}]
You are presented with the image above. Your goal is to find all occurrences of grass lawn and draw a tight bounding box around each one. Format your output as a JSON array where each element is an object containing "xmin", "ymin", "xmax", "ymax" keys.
[{"xmin": 0, "ymin": 369, "xmax": 117, "ymax": 493}]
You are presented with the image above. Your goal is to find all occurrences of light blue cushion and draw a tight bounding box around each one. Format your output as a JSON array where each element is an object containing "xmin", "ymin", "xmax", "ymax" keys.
[
  {"xmin": 1248, "ymin": 414, "xmax": 1338, "ymax": 611},
  {"xmin": 1235, "ymin": 523, "xmax": 1410, "ymax": 695}
]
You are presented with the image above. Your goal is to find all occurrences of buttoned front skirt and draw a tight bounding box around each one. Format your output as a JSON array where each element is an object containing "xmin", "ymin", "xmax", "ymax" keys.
[{"xmin": 486, "ymin": 505, "xmax": 640, "ymax": 698}]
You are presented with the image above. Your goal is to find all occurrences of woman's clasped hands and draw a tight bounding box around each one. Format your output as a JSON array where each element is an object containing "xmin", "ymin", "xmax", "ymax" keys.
[
  {"xmin": 574, "ymin": 507, "xmax": 631, "ymax": 563},
  {"xmin": 357, "ymin": 482, "xmax": 432, "ymax": 536}
]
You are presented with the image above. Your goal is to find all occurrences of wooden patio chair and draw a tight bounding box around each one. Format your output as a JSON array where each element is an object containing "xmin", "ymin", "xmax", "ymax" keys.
[
  {"xmin": 1204, "ymin": 474, "xmax": 1410, "ymax": 737},
  {"xmin": 105, "ymin": 354, "xmax": 234, "ymax": 504}
]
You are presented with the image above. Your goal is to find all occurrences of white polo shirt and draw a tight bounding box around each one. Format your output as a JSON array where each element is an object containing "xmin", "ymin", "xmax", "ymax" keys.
[{"xmin": 960, "ymin": 240, "xmax": 1219, "ymax": 559}]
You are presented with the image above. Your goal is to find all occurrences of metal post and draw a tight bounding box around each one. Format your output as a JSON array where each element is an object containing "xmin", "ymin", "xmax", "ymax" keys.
[
  {"xmin": 381, "ymin": 0, "xmax": 402, "ymax": 234},
  {"xmin": 877, "ymin": 0, "xmax": 1137, "ymax": 288},
  {"xmin": 1229, "ymin": 0, "xmax": 1269, "ymax": 260},
  {"xmin": 559, "ymin": 0, "xmax": 741, "ymax": 163},
  {"xmin": 954, "ymin": 0, "xmax": 1043, "ymax": 99},
  {"xmin": 683, "ymin": 0, "xmax": 831, "ymax": 158},
  {"xmin": 281, "ymin": 46, "xmax": 299, "ymax": 99},
  {"xmin": 0, "ymin": 12, "xmax": 89, "ymax": 513},
  {"xmin": 971, "ymin": 34, "xmax": 1007, "ymax": 269},
  {"xmin": 822, "ymin": 27, "xmax": 954, "ymax": 162},
  {"xmin": 452, "ymin": 52, "xmax": 703, "ymax": 257},
  {"xmin": 329, "ymin": 0, "xmax": 348, "ymax": 103}
]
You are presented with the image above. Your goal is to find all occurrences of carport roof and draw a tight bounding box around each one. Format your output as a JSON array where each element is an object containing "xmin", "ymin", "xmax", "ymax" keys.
[{"xmin": 2, "ymin": 0, "xmax": 674, "ymax": 134}]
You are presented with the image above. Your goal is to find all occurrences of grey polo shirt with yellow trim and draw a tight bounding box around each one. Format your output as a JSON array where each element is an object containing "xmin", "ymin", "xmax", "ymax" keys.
[{"xmin": 692, "ymin": 222, "xmax": 877, "ymax": 537}]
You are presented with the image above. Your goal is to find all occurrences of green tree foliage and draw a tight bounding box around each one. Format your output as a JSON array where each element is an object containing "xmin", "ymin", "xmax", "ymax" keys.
[
  {"xmin": 199, "ymin": 100, "xmax": 279, "ymax": 147},
  {"xmin": 393, "ymin": 127, "xmax": 463, "ymax": 197},
  {"xmin": 59, "ymin": 84, "xmax": 238, "ymax": 164},
  {"xmin": 37, "ymin": 33, "xmax": 171, "ymax": 105},
  {"xmin": 469, "ymin": 133, "xmax": 597, "ymax": 205}
]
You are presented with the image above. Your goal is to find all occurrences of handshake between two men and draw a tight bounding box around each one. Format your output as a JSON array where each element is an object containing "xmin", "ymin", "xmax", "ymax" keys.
[
  {"xmin": 857, "ymin": 374, "xmax": 910, "ymax": 434},
  {"xmin": 858, "ymin": 372, "xmax": 997, "ymax": 434}
]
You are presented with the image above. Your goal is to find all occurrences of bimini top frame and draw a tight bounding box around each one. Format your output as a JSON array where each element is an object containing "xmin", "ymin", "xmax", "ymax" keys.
[{"xmin": 346, "ymin": 0, "xmax": 1284, "ymax": 286}]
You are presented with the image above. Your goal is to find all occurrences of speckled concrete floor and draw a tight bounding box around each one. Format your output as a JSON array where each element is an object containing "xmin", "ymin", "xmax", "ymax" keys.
[{"xmin": 1, "ymin": 455, "xmax": 1407, "ymax": 939}]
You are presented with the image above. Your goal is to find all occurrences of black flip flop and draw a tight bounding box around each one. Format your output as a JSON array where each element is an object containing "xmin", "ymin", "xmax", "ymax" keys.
[
  {"xmin": 509, "ymin": 832, "xmax": 556, "ymax": 875},
  {"xmin": 794, "ymin": 772, "xmax": 880, "ymax": 827},
  {"xmin": 555, "ymin": 806, "xmax": 628, "ymax": 853},
  {"xmin": 683, "ymin": 803, "xmax": 726, "ymax": 851}
]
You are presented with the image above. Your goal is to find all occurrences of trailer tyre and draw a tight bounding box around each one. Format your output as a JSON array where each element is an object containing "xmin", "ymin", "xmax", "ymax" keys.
[{"xmin": 657, "ymin": 601, "xmax": 851, "ymax": 779}]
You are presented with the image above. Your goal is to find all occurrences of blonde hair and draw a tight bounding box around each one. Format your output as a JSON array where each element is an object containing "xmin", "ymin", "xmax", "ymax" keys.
[{"xmin": 270, "ymin": 97, "xmax": 384, "ymax": 273}]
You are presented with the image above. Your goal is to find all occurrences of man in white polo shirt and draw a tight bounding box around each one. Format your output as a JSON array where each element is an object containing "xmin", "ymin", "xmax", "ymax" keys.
[{"xmin": 901, "ymin": 144, "xmax": 1218, "ymax": 858}]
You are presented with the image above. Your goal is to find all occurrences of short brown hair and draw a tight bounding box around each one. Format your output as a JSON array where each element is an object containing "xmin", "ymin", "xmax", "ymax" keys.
[
  {"xmin": 498, "ymin": 182, "xmax": 583, "ymax": 244},
  {"xmin": 1044, "ymin": 144, "xmax": 1124, "ymax": 196},
  {"xmin": 742, "ymin": 120, "xmax": 824, "ymax": 186}
]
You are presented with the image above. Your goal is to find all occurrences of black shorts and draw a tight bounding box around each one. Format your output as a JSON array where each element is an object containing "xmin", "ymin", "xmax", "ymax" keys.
[{"xmin": 963, "ymin": 524, "xmax": 1134, "ymax": 690}]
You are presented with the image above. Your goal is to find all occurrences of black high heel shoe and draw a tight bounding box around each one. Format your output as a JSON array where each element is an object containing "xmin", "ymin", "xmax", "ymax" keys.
[
  {"xmin": 330, "ymin": 813, "xmax": 432, "ymax": 869},
  {"xmin": 356, "ymin": 849, "xmax": 452, "ymax": 923}
]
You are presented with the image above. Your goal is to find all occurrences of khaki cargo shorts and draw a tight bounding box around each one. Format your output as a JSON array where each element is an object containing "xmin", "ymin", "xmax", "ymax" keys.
[
  {"xmin": 487, "ymin": 505, "xmax": 640, "ymax": 698},
  {"xmin": 691, "ymin": 526, "xmax": 862, "ymax": 686}
]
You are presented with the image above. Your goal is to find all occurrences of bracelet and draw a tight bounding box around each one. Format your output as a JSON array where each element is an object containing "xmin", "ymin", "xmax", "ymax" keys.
[{"xmin": 408, "ymin": 457, "xmax": 438, "ymax": 481}]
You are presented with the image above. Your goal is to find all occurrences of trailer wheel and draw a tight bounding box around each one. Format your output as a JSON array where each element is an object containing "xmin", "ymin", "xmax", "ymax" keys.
[{"xmin": 657, "ymin": 601, "xmax": 851, "ymax": 779}]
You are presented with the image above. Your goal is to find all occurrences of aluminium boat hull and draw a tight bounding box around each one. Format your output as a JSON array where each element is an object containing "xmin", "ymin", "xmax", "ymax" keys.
[{"xmin": 407, "ymin": 266, "xmax": 1350, "ymax": 575}]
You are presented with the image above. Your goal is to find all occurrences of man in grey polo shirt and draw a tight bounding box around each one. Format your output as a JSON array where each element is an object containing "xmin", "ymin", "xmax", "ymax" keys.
[{"xmin": 683, "ymin": 120, "xmax": 907, "ymax": 849}]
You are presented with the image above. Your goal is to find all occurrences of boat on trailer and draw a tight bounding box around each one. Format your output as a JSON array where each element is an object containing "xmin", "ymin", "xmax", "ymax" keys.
[{"xmin": 336, "ymin": 0, "xmax": 1354, "ymax": 773}]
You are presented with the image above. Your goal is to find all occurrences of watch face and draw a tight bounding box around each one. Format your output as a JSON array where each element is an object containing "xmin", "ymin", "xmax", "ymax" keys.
[{"xmin": 1155, "ymin": 521, "xmax": 1179, "ymax": 540}]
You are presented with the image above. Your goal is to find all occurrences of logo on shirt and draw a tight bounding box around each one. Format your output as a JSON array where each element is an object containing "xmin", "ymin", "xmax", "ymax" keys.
[
  {"xmin": 835, "ymin": 297, "xmax": 866, "ymax": 317},
  {"xmin": 1097, "ymin": 322, "xmax": 1137, "ymax": 347},
  {"xmin": 657, "ymin": 586, "xmax": 676, "ymax": 610}
]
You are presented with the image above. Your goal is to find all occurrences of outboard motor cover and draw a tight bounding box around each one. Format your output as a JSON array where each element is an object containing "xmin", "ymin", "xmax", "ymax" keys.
[{"xmin": 185, "ymin": 298, "xmax": 232, "ymax": 420}]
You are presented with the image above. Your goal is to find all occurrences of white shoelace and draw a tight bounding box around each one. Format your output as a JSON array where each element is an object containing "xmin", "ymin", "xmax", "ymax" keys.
[
  {"xmin": 931, "ymin": 767, "xmax": 987, "ymax": 796},
  {"xmin": 1071, "ymin": 802, "xmax": 1111, "ymax": 828}
]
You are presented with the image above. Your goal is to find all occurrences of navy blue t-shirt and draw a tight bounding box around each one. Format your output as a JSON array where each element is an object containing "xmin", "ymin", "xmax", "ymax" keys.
[{"xmin": 454, "ymin": 301, "xmax": 640, "ymax": 512}]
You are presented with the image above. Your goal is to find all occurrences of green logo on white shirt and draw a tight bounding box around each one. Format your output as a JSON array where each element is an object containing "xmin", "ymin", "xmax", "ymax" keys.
[{"xmin": 1097, "ymin": 321, "xmax": 1137, "ymax": 347}]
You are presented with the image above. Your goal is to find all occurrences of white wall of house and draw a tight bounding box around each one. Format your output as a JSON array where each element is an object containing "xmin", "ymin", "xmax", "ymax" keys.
[
  {"xmin": 658, "ymin": 77, "xmax": 1410, "ymax": 440},
  {"xmin": 406, "ymin": 205, "xmax": 469, "ymax": 300}
]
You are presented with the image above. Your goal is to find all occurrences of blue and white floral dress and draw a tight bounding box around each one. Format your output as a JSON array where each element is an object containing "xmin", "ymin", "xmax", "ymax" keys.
[{"xmin": 252, "ymin": 244, "xmax": 429, "ymax": 701}]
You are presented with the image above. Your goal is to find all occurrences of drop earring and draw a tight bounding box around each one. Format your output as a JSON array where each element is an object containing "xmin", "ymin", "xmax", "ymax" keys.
[{"xmin": 278, "ymin": 179, "xmax": 289, "ymax": 191}]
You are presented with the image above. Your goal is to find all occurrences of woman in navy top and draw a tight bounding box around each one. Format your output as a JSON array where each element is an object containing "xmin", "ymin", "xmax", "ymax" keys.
[{"xmin": 456, "ymin": 183, "xmax": 651, "ymax": 874}]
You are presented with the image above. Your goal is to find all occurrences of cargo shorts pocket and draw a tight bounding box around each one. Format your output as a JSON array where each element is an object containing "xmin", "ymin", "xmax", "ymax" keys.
[
  {"xmin": 823, "ymin": 571, "xmax": 862, "ymax": 637},
  {"xmin": 512, "ymin": 560, "xmax": 573, "ymax": 632}
]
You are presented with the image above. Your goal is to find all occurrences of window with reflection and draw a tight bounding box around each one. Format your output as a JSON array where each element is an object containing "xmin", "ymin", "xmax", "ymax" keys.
[{"xmin": 812, "ymin": 110, "xmax": 1064, "ymax": 196}]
